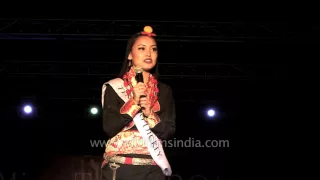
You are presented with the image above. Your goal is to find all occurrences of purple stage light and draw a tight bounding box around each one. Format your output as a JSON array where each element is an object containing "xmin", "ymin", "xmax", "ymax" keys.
[{"xmin": 23, "ymin": 105, "xmax": 33, "ymax": 114}]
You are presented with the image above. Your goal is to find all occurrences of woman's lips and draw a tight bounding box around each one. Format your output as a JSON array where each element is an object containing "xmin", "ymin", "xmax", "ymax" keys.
[{"xmin": 144, "ymin": 59, "xmax": 152, "ymax": 64}]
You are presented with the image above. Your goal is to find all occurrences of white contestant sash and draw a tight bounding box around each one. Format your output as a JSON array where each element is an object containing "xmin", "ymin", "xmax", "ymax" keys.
[{"xmin": 101, "ymin": 78, "xmax": 172, "ymax": 176}]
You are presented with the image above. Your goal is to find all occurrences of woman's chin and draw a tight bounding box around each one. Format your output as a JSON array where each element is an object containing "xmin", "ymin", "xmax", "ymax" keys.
[{"xmin": 141, "ymin": 65, "xmax": 155, "ymax": 71}]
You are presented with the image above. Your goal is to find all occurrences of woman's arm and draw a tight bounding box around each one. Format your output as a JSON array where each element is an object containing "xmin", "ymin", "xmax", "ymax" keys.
[
  {"xmin": 102, "ymin": 84, "xmax": 141, "ymax": 138},
  {"xmin": 145, "ymin": 85, "xmax": 176, "ymax": 140}
]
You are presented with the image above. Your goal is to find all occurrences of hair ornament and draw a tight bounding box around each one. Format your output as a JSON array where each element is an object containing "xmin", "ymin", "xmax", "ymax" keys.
[{"xmin": 141, "ymin": 26, "xmax": 156, "ymax": 37}]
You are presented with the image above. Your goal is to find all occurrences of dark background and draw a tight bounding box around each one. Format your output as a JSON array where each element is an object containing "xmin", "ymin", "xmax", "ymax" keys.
[{"xmin": 0, "ymin": 16, "xmax": 295, "ymax": 180}]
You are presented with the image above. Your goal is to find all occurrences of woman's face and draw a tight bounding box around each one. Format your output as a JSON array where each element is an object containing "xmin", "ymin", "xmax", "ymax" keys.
[{"xmin": 128, "ymin": 36, "xmax": 158, "ymax": 71}]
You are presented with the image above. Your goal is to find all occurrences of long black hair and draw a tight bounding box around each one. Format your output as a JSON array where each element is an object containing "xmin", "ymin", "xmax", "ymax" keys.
[{"xmin": 118, "ymin": 32, "xmax": 160, "ymax": 79}]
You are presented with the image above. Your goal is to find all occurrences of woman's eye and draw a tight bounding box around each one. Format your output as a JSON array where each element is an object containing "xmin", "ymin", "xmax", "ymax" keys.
[{"xmin": 138, "ymin": 47, "xmax": 145, "ymax": 50}]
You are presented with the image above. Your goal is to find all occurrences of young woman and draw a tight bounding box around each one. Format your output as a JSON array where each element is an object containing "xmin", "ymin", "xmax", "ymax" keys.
[{"xmin": 100, "ymin": 26, "xmax": 176, "ymax": 180}]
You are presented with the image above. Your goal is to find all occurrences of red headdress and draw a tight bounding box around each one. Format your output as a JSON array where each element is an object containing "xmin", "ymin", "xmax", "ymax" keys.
[{"xmin": 141, "ymin": 26, "xmax": 156, "ymax": 37}]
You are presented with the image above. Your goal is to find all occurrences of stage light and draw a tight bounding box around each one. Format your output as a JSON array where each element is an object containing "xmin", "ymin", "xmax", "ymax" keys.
[
  {"xmin": 23, "ymin": 105, "xmax": 33, "ymax": 114},
  {"xmin": 18, "ymin": 103, "xmax": 37, "ymax": 119},
  {"xmin": 90, "ymin": 107, "xmax": 98, "ymax": 115},
  {"xmin": 207, "ymin": 109, "xmax": 215, "ymax": 117}
]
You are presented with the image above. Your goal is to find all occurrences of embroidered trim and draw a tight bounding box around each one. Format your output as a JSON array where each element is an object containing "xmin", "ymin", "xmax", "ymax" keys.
[
  {"xmin": 145, "ymin": 110, "xmax": 161, "ymax": 128},
  {"xmin": 120, "ymin": 98, "xmax": 141, "ymax": 117}
]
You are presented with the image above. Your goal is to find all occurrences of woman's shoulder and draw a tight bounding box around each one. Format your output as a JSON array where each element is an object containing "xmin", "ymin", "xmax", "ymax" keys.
[
  {"xmin": 157, "ymin": 80, "xmax": 173, "ymax": 93},
  {"xmin": 105, "ymin": 77, "xmax": 123, "ymax": 84},
  {"xmin": 157, "ymin": 81, "xmax": 175, "ymax": 103},
  {"xmin": 158, "ymin": 80, "xmax": 170, "ymax": 87},
  {"xmin": 102, "ymin": 77, "xmax": 124, "ymax": 93}
]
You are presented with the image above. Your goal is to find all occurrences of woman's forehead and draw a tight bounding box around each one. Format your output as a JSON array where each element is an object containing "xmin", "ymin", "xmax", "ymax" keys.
[{"xmin": 134, "ymin": 36, "xmax": 156, "ymax": 46}]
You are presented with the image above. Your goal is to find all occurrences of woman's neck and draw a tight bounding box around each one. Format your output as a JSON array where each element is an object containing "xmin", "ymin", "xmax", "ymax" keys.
[{"xmin": 143, "ymin": 71, "xmax": 150, "ymax": 84}]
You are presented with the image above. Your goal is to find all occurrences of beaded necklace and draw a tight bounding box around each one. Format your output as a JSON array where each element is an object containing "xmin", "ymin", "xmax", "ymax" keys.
[{"xmin": 122, "ymin": 68, "xmax": 159, "ymax": 107}]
